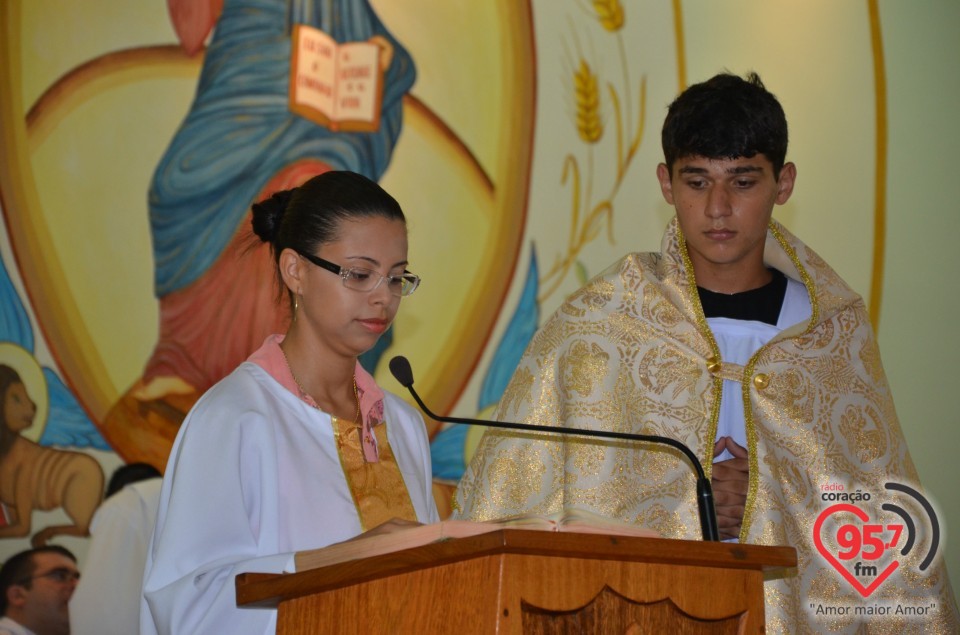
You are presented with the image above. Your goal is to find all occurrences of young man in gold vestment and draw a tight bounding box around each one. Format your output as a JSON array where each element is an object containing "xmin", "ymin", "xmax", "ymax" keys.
[{"xmin": 453, "ymin": 73, "xmax": 959, "ymax": 632}]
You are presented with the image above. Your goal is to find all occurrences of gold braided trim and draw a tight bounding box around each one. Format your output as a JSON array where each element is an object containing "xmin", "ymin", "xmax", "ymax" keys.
[
  {"xmin": 676, "ymin": 226, "xmax": 723, "ymax": 480},
  {"xmin": 740, "ymin": 221, "xmax": 820, "ymax": 539},
  {"xmin": 769, "ymin": 222, "xmax": 820, "ymax": 331}
]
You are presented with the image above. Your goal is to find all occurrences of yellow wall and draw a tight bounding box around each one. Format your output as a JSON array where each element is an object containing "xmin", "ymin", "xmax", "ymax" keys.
[{"xmin": 876, "ymin": 0, "xmax": 960, "ymax": 603}]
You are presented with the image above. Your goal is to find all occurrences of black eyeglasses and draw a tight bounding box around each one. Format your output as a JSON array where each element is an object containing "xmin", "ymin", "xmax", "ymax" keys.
[
  {"xmin": 297, "ymin": 251, "xmax": 421, "ymax": 297},
  {"xmin": 18, "ymin": 567, "xmax": 81, "ymax": 585}
]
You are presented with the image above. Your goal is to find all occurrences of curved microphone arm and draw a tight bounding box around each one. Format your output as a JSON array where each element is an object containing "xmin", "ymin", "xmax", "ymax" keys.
[{"xmin": 389, "ymin": 356, "xmax": 720, "ymax": 541}]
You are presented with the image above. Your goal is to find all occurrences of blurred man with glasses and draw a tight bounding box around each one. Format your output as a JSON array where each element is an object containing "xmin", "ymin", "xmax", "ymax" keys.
[{"xmin": 0, "ymin": 546, "xmax": 78, "ymax": 635}]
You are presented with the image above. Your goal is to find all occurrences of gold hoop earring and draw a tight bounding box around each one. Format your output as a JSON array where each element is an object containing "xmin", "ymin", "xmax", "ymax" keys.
[{"xmin": 293, "ymin": 291, "xmax": 300, "ymax": 321}]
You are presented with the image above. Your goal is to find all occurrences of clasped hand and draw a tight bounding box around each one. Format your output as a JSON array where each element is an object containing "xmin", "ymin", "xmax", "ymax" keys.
[{"xmin": 712, "ymin": 436, "xmax": 749, "ymax": 541}]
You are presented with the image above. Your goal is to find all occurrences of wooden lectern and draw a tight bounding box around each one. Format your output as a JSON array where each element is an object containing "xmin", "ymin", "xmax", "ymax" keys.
[{"xmin": 236, "ymin": 530, "xmax": 796, "ymax": 634}]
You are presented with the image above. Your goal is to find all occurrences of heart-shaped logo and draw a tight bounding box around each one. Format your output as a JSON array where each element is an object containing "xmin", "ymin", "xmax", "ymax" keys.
[{"xmin": 813, "ymin": 503, "xmax": 899, "ymax": 598}]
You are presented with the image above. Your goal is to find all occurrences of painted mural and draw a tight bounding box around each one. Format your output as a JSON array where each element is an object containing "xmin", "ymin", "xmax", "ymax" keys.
[
  {"xmin": 0, "ymin": 0, "xmax": 537, "ymax": 532},
  {"xmin": 0, "ymin": 0, "xmax": 888, "ymax": 538},
  {"xmin": 1, "ymin": 0, "xmax": 958, "ymax": 598},
  {"xmin": 0, "ymin": 261, "xmax": 106, "ymax": 546}
]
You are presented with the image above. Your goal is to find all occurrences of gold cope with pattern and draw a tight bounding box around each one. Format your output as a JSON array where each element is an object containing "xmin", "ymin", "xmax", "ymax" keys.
[{"xmin": 453, "ymin": 219, "xmax": 959, "ymax": 633}]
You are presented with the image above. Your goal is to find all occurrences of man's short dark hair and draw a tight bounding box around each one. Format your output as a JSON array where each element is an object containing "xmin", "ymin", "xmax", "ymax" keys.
[
  {"xmin": 661, "ymin": 72, "xmax": 789, "ymax": 177},
  {"xmin": 0, "ymin": 545, "xmax": 76, "ymax": 615}
]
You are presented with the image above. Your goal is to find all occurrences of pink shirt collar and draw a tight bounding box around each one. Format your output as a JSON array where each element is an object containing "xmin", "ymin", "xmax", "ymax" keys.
[{"xmin": 248, "ymin": 334, "xmax": 386, "ymax": 462}]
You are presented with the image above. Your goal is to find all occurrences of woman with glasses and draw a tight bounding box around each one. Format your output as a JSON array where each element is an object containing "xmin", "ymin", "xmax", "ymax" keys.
[{"xmin": 141, "ymin": 171, "xmax": 438, "ymax": 635}]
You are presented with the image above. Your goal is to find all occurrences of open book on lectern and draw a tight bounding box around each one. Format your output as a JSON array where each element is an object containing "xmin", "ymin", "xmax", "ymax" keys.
[{"xmin": 294, "ymin": 507, "xmax": 659, "ymax": 572}]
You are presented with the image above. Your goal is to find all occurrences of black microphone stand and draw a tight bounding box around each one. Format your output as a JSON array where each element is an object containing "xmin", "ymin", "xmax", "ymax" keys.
[{"xmin": 389, "ymin": 356, "xmax": 720, "ymax": 542}]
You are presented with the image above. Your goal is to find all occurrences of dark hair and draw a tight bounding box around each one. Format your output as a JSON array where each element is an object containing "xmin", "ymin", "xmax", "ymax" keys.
[
  {"xmin": 661, "ymin": 72, "xmax": 788, "ymax": 177},
  {"xmin": 0, "ymin": 365, "xmax": 24, "ymax": 461},
  {"xmin": 106, "ymin": 462, "xmax": 162, "ymax": 499},
  {"xmin": 250, "ymin": 171, "xmax": 406, "ymax": 302},
  {"xmin": 0, "ymin": 546, "xmax": 76, "ymax": 614}
]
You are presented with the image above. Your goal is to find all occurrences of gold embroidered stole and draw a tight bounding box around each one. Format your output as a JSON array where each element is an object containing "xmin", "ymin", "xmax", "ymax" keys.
[{"xmin": 331, "ymin": 417, "xmax": 417, "ymax": 531}]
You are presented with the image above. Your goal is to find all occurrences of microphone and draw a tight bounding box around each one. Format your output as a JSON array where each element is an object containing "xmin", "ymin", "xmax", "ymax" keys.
[{"xmin": 389, "ymin": 355, "xmax": 720, "ymax": 542}]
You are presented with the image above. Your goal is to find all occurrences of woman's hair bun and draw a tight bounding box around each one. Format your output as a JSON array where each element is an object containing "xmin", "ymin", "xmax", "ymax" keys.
[{"xmin": 250, "ymin": 188, "xmax": 296, "ymax": 243}]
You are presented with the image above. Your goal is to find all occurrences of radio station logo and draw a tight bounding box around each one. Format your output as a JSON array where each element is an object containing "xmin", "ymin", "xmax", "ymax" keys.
[{"xmin": 812, "ymin": 481, "xmax": 940, "ymax": 603}]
